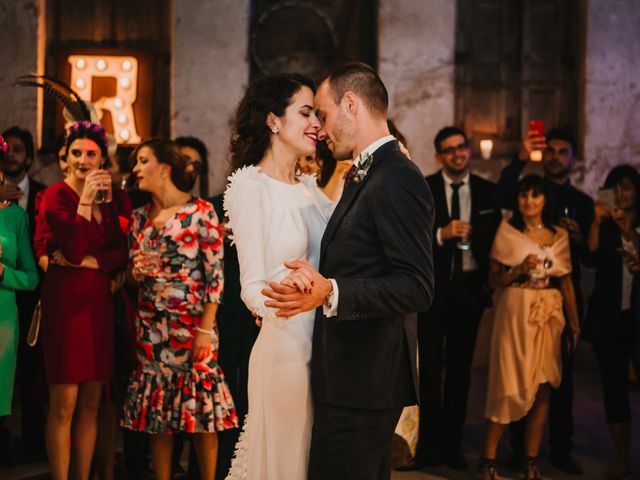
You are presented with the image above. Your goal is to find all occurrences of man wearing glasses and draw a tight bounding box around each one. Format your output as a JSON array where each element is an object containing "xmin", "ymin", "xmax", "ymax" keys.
[
  {"xmin": 399, "ymin": 127, "xmax": 500, "ymax": 472},
  {"xmin": 495, "ymin": 128, "xmax": 593, "ymax": 475}
]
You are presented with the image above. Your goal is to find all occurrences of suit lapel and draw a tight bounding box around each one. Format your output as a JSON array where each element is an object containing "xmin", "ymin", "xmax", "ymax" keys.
[
  {"xmin": 320, "ymin": 140, "xmax": 398, "ymax": 257},
  {"xmin": 433, "ymin": 172, "xmax": 449, "ymax": 225},
  {"xmin": 469, "ymin": 174, "xmax": 478, "ymax": 224}
]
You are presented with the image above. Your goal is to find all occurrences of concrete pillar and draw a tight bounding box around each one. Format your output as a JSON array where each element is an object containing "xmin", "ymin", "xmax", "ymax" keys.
[
  {"xmin": 171, "ymin": 0, "xmax": 251, "ymax": 196},
  {"xmin": 582, "ymin": 0, "xmax": 640, "ymax": 196},
  {"xmin": 378, "ymin": 0, "xmax": 456, "ymax": 175}
]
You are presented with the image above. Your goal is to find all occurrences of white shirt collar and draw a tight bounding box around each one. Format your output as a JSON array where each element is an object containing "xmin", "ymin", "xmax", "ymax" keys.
[
  {"xmin": 442, "ymin": 170, "xmax": 470, "ymax": 187},
  {"xmin": 16, "ymin": 175, "xmax": 30, "ymax": 210},
  {"xmin": 354, "ymin": 135, "xmax": 396, "ymax": 166}
]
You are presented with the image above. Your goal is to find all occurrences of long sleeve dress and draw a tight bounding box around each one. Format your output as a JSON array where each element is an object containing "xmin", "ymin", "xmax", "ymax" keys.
[
  {"xmin": 39, "ymin": 181, "xmax": 128, "ymax": 384},
  {"xmin": 224, "ymin": 166, "xmax": 335, "ymax": 480},
  {"xmin": 0, "ymin": 204, "xmax": 39, "ymax": 415},
  {"xmin": 485, "ymin": 220, "xmax": 571, "ymax": 424},
  {"xmin": 121, "ymin": 198, "xmax": 237, "ymax": 433}
]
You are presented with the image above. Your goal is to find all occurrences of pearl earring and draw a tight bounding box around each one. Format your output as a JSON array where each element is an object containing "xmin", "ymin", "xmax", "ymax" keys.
[{"xmin": 271, "ymin": 126, "xmax": 279, "ymax": 134}]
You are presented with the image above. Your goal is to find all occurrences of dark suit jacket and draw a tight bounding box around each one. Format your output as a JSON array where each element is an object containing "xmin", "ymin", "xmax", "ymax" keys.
[
  {"xmin": 425, "ymin": 171, "xmax": 500, "ymax": 304},
  {"xmin": 311, "ymin": 140, "xmax": 434, "ymax": 410},
  {"xmin": 583, "ymin": 218, "xmax": 639, "ymax": 344},
  {"xmin": 16, "ymin": 177, "xmax": 46, "ymax": 325}
]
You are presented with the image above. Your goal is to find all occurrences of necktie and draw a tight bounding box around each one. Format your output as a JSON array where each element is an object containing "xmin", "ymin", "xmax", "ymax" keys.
[{"xmin": 450, "ymin": 182, "xmax": 463, "ymax": 280}]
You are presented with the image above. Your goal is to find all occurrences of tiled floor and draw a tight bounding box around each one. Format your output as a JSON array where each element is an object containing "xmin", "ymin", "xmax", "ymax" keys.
[{"xmin": 1, "ymin": 342, "xmax": 639, "ymax": 479}]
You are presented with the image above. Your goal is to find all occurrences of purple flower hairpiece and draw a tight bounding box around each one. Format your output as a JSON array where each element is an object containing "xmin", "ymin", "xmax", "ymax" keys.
[
  {"xmin": 65, "ymin": 120, "xmax": 109, "ymax": 151},
  {"xmin": 0, "ymin": 134, "xmax": 7, "ymax": 153}
]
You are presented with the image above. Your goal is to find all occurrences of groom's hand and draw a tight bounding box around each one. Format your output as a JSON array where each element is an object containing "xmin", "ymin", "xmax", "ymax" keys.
[{"xmin": 262, "ymin": 260, "xmax": 332, "ymax": 317}]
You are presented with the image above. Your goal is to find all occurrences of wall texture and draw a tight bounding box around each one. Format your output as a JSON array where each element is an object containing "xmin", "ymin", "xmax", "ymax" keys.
[
  {"xmin": 582, "ymin": 0, "xmax": 640, "ymax": 196},
  {"xmin": 378, "ymin": 0, "xmax": 456, "ymax": 175},
  {"xmin": 171, "ymin": 0, "xmax": 250, "ymax": 196},
  {"xmin": 0, "ymin": 1, "xmax": 40, "ymax": 138}
]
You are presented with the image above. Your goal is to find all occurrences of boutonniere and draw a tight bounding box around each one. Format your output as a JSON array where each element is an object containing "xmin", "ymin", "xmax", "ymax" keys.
[{"xmin": 345, "ymin": 152, "xmax": 373, "ymax": 186}]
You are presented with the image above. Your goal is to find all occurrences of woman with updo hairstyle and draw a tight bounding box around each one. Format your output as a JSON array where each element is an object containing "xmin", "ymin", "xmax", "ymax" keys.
[
  {"xmin": 38, "ymin": 121, "xmax": 129, "ymax": 480},
  {"xmin": 122, "ymin": 138, "xmax": 237, "ymax": 480}
]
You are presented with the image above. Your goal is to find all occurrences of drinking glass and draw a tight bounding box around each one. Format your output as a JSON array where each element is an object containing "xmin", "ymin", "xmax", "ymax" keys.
[
  {"xmin": 139, "ymin": 248, "xmax": 161, "ymax": 276},
  {"xmin": 94, "ymin": 184, "xmax": 113, "ymax": 204},
  {"xmin": 529, "ymin": 246, "xmax": 552, "ymax": 280},
  {"xmin": 457, "ymin": 233, "xmax": 471, "ymax": 251}
]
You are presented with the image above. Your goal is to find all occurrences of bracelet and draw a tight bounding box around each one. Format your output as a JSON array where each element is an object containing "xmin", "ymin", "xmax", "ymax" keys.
[
  {"xmin": 195, "ymin": 326, "xmax": 214, "ymax": 335},
  {"xmin": 78, "ymin": 202, "xmax": 92, "ymax": 206}
]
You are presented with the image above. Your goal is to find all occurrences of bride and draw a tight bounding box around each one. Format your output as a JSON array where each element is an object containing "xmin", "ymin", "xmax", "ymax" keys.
[{"xmin": 223, "ymin": 74, "xmax": 334, "ymax": 479}]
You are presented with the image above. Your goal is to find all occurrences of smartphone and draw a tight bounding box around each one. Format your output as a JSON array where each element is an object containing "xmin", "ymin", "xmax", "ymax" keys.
[
  {"xmin": 528, "ymin": 120, "xmax": 545, "ymax": 161},
  {"xmin": 598, "ymin": 187, "xmax": 616, "ymax": 211},
  {"xmin": 528, "ymin": 119, "xmax": 545, "ymax": 138}
]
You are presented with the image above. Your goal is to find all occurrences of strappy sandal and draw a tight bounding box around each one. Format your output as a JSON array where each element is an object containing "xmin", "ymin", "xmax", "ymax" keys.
[
  {"xmin": 478, "ymin": 457, "xmax": 498, "ymax": 480},
  {"xmin": 523, "ymin": 455, "xmax": 542, "ymax": 480}
]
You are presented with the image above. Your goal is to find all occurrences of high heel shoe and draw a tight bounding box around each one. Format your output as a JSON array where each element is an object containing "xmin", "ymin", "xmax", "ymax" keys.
[
  {"xmin": 523, "ymin": 455, "xmax": 542, "ymax": 480},
  {"xmin": 478, "ymin": 457, "xmax": 498, "ymax": 480}
]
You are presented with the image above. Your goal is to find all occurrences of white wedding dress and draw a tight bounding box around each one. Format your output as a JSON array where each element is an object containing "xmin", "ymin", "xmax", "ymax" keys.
[{"xmin": 224, "ymin": 166, "xmax": 335, "ymax": 480}]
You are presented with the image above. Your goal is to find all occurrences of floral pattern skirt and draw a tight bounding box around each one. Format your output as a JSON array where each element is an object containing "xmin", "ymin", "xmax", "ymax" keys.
[{"xmin": 121, "ymin": 308, "xmax": 238, "ymax": 434}]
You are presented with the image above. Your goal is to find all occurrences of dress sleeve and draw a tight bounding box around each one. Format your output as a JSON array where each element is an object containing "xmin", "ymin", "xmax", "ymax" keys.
[
  {"xmin": 92, "ymin": 217, "xmax": 129, "ymax": 273},
  {"xmin": 43, "ymin": 186, "xmax": 92, "ymax": 265},
  {"xmin": 224, "ymin": 169, "xmax": 278, "ymax": 321},
  {"xmin": 33, "ymin": 190, "xmax": 49, "ymax": 260},
  {"xmin": 198, "ymin": 202, "xmax": 224, "ymax": 304},
  {"xmin": 1, "ymin": 208, "xmax": 39, "ymax": 291}
]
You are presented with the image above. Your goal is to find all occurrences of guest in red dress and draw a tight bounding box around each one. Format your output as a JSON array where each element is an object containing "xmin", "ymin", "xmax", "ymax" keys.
[{"xmin": 39, "ymin": 121, "xmax": 128, "ymax": 480}]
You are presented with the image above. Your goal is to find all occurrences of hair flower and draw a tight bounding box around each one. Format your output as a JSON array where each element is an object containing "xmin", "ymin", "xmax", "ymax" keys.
[{"xmin": 0, "ymin": 135, "xmax": 7, "ymax": 153}]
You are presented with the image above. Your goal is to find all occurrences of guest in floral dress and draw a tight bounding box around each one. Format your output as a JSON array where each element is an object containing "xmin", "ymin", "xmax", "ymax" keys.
[{"xmin": 122, "ymin": 138, "xmax": 237, "ymax": 480}]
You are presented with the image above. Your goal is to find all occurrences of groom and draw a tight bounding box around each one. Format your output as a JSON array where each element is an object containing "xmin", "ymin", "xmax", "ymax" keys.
[{"xmin": 262, "ymin": 62, "xmax": 434, "ymax": 479}]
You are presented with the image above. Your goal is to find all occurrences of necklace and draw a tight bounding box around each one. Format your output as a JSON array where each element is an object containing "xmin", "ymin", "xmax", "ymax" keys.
[{"xmin": 525, "ymin": 223, "xmax": 544, "ymax": 232}]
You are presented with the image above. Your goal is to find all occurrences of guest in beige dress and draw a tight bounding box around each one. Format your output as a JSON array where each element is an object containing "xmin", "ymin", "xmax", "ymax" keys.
[{"xmin": 479, "ymin": 174, "xmax": 580, "ymax": 480}]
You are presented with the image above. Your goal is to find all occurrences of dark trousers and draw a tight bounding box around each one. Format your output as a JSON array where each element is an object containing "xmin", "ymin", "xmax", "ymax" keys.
[
  {"xmin": 591, "ymin": 310, "xmax": 632, "ymax": 423},
  {"xmin": 16, "ymin": 293, "xmax": 47, "ymax": 454},
  {"xmin": 308, "ymin": 403, "xmax": 403, "ymax": 480},
  {"xmin": 509, "ymin": 326, "xmax": 575, "ymax": 458},
  {"xmin": 415, "ymin": 272, "xmax": 485, "ymax": 458}
]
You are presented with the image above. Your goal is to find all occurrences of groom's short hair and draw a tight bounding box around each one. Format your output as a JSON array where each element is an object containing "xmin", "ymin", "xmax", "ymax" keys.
[{"xmin": 326, "ymin": 62, "xmax": 388, "ymax": 117}]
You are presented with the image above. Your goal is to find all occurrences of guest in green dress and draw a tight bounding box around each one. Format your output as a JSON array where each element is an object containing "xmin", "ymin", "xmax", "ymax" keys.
[{"xmin": 0, "ymin": 197, "xmax": 39, "ymax": 415}]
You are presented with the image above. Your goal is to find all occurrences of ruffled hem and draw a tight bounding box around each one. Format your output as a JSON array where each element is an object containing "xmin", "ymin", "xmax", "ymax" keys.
[
  {"xmin": 225, "ymin": 414, "xmax": 249, "ymax": 479},
  {"xmin": 121, "ymin": 363, "xmax": 238, "ymax": 434}
]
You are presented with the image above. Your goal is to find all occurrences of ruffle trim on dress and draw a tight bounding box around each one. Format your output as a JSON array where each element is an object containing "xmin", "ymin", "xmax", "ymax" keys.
[
  {"xmin": 225, "ymin": 413, "xmax": 250, "ymax": 480},
  {"xmin": 121, "ymin": 363, "xmax": 238, "ymax": 434},
  {"xmin": 223, "ymin": 165, "xmax": 265, "ymax": 246}
]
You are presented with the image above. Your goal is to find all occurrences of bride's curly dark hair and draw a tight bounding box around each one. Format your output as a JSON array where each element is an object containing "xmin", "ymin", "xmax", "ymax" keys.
[{"xmin": 229, "ymin": 73, "xmax": 316, "ymax": 173}]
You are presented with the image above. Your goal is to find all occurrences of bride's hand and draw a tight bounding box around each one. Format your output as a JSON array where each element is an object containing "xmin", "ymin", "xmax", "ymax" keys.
[{"xmin": 281, "ymin": 267, "xmax": 314, "ymax": 294}]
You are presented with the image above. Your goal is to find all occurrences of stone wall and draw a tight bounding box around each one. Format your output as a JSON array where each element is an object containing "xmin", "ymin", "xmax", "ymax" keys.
[
  {"xmin": 378, "ymin": 0, "xmax": 456, "ymax": 176},
  {"xmin": 582, "ymin": 0, "xmax": 640, "ymax": 196},
  {"xmin": 0, "ymin": 0, "xmax": 40, "ymax": 141},
  {"xmin": 171, "ymin": 0, "xmax": 250, "ymax": 197}
]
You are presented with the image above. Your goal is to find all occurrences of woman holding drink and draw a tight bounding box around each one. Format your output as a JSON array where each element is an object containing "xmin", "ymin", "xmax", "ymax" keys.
[
  {"xmin": 583, "ymin": 165, "xmax": 640, "ymax": 478},
  {"xmin": 122, "ymin": 139, "xmax": 237, "ymax": 480},
  {"xmin": 479, "ymin": 174, "xmax": 579, "ymax": 480},
  {"xmin": 39, "ymin": 121, "xmax": 128, "ymax": 480}
]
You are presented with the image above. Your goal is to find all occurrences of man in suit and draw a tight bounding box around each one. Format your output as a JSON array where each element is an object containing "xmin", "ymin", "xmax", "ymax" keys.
[
  {"xmin": 262, "ymin": 62, "xmax": 434, "ymax": 480},
  {"xmin": 399, "ymin": 127, "xmax": 500, "ymax": 472},
  {"xmin": 0, "ymin": 126, "xmax": 46, "ymax": 459}
]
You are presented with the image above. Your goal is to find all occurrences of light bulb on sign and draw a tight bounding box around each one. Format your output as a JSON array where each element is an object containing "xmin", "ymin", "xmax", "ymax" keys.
[
  {"xmin": 75, "ymin": 78, "xmax": 86, "ymax": 90},
  {"xmin": 120, "ymin": 129, "xmax": 130, "ymax": 141},
  {"xmin": 122, "ymin": 60, "xmax": 132, "ymax": 72},
  {"xmin": 119, "ymin": 77, "xmax": 130, "ymax": 89},
  {"xmin": 96, "ymin": 59, "xmax": 107, "ymax": 71},
  {"xmin": 75, "ymin": 59, "xmax": 86, "ymax": 70},
  {"xmin": 113, "ymin": 97, "xmax": 123, "ymax": 109},
  {"xmin": 480, "ymin": 139, "xmax": 493, "ymax": 160},
  {"xmin": 117, "ymin": 113, "xmax": 127, "ymax": 125}
]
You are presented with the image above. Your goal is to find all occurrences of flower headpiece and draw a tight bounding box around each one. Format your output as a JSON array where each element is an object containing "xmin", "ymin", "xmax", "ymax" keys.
[
  {"xmin": 65, "ymin": 120, "xmax": 109, "ymax": 151},
  {"xmin": 0, "ymin": 135, "xmax": 7, "ymax": 154}
]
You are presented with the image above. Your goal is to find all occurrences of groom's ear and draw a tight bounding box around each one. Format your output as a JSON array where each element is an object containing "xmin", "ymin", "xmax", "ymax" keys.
[{"xmin": 342, "ymin": 91, "xmax": 358, "ymax": 116}]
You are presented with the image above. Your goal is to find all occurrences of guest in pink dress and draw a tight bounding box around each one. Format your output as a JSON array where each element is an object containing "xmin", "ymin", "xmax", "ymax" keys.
[{"xmin": 479, "ymin": 175, "xmax": 580, "ymax": 480}]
